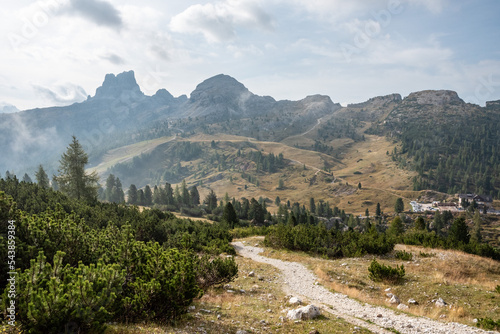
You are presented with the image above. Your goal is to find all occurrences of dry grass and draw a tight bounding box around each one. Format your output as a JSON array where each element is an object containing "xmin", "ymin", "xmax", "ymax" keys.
[{"xmin": 258, "ymin": 240, "xmax": 500, "ymax": 327}]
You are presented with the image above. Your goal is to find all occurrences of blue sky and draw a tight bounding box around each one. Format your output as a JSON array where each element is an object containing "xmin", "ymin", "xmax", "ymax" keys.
[{"xmin": 1, "ymin": 0, "xmax": 500, "ymax": 111}]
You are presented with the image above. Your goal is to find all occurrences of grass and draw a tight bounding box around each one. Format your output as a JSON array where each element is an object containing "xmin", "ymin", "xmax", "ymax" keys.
[
  {"xmin": 105, "ymin": 246, "xmax": 374, "ymax": 334},
  {"xmin": 258, "ymin": 240, "xmax": 500, "ymax": 327}
]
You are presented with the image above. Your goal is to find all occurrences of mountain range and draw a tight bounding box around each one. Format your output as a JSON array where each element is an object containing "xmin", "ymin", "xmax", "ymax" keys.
[{"xmin": 1, "ymin": 70, "xmax": 499, "ymax": 203}]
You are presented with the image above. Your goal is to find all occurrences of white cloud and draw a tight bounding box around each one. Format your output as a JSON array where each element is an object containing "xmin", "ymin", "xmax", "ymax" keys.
[
  {"xmin": 170, "ymin": 0, "xmax": 274, "ymax": 43},
  {"xmin": 33, "ymin": 83, "xmax": 87, "ymax": 105}
]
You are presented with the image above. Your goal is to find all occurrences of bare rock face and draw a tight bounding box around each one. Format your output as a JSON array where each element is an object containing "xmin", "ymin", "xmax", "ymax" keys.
[
  {"xmin": 403, "ymin": 90, "xmax": 464, "ymax": 106},
  {"xmin": 286, "ymin": 305, "xmax": 321, "ymax": 320}
]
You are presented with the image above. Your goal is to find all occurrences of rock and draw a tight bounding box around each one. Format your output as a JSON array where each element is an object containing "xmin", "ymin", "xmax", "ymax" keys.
[
  {"xmin": 259, "ymin": 320, "xmax": 266, "ymax": 325},
  {"xmin": 248, "ymin": 271, "xmax": 255, "ymax": 277},
  {"xmin": 408, "ymin": 298, "xmax": 418, "ymax": 305},
  {"xmin": 385, "ymin": 288, "xmax": 392, "ymax": 292},
  {"xmin": 236, "ymin": 331, "xmax": 248, "ymax": 334},
  {"xmin": 377, "ymin": 314, "xmax": 383, "ymax": 318},
  {"xmin": 189, "ymin": 305, "xmax": 196, "ymax": 310},
  {"xmin": 389, "ymin": 295, "xmax": 401, "ymax": 304},
  {"xmin": 386, "ymin": 293, "xmax": 394, "ymax": 298},
  {"xmin": 309, "ymin": 330, "xmax": 319, "ymax": 334},
  {"xmin": 266, "ymin": 309, "xmax": 272, "ymax": 313},
  {"xmin": 258, "ymin": 276, "xmax": 264, "ymax": 281},
  {"xmin": 217, "ymin": 314, "xmax": 221, "ymax": 320},
  {"xmin": 289, "ymin": 297, "xmax": 302, "ymax": 305},
  {"xmin": 287, "ymin": 305, "xmax": 321, "ymax": 320},
  {"xmin": 255, "ymin": 243, "xmax": 259, "ymax": 246},
  {"xmin": 439, "ymin": 314, "xmax": 447, "ymax": 319},
  {"xmin": 239, "ymin": 289, "xmax": 246, "ymax": 294},
  {"xmin": 435, "ymin": 298, "xmax": 447, "ymax": 307},
  {"xmin": 473, "ymin": 318, "xmax": 478, "ymax": 323},
  {"xmin": 397, "ymin": 303, "xmax": 409, "ymax": 310}
]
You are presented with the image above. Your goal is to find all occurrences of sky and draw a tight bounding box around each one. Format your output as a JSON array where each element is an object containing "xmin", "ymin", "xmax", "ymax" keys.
[{"xmin": 1, "ymin": 0, "xmax": 500, "ymax": 111}]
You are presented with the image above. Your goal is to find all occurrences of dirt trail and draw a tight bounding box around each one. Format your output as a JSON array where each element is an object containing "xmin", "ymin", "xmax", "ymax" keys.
[{"xmin": 232, "ymin": 242, "xmax": 497, "ymax": 334}]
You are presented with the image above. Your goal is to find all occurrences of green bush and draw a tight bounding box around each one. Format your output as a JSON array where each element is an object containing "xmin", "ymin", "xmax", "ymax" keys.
[
  {"xmin": 395, "ymin": 250, "xmax": 413, "ymax": 261},
  {"xmin": 495, "ymin": 285, "xmax": 500, "ymax": 294},
  {"xmin": 368, "ymin": 259, "xmax": 405, "ymax": 283},
  {"xmin": 195, "ymin": 255, "xmax": 238, "ymax": 289},
  {"xmin": 6, "ymin": 251, "xmax": 124, "ymax": 334},
  {"xmin": 476, "ymin": 317, "xmax": 500, "ymax": 330},
  {"xmin": 419, "ymin": 251, "xmax": 435, "ymax": 258}
]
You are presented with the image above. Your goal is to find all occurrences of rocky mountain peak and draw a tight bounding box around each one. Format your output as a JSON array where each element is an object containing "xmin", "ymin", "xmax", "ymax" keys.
[
  {"xmin": 403, "ymin": 90, "xmax": 463, "ymax": 106},
  {"xmin": 94, "ymin": 70, "xmax": 143, "ymax": 100},
  {"xmin": 347, "ymin": 93, "xmax": 402, "ymax": 108},
  {"xmin": 189, "ymin": 74, "xmax": 250, "ymax": 103}
]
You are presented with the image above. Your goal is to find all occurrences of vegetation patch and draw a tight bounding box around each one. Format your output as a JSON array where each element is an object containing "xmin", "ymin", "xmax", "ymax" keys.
[{"xmin": 368, "ymin": 259, "xmax": 405, "ymax": 284}]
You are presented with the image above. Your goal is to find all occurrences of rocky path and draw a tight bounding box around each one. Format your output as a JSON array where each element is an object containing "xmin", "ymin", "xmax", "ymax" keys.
[{"xmin": 232, "ymin": 242, "xmax": 497, "ymax": 334}]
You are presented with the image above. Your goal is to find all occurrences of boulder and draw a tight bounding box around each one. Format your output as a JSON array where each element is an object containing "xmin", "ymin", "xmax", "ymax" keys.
[
  {"xmin": 389, "ymin": 295, "xmax": 401, "ymax": 304},
  {"xmin": 248, "ymin": 271, "xmax": 255, "ymax": 277},
  {"xmin": 408, "ymin": 298, "xmax": 418, "ymax": 305},
  {"xmin": 435, "ymin": 298, "xmax": 447, "ymax": 307},
  {"xmin": 287, "ymin": 305, "xmax": 321, "ymax": 320}
]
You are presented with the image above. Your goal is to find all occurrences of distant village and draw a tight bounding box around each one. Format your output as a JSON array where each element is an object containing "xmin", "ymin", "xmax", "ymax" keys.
[{"xmin": 410, "ymin": 193, "xmax": 500, "ymax": 214}]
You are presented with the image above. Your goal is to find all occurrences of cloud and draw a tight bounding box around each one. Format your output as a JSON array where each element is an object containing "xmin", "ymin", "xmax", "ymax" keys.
[
  {"xmin": 170, "ymin": 0, "xmax": 273, "ymax": 43},
  {"xmin": 100, "ymin": 53, "xmax": 125, "ymax": 64},
  {"xmin": 33, "ymin": 83, "xmax": 87, "ymax": 105},
  {"xmin": 65, "ymin": 0, "xmax": 123, "ymax": 28}
]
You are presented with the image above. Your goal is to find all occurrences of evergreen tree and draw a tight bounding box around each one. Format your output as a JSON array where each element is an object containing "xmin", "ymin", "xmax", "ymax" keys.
[
  {"xmin": 128, "ymin": 184, "xmax": 138, "ymax": 204},
  {"xmin": 153, "ymin": 185, "xmax": 161, "ymax": 204},
  {"xmin": 137, "ymin": 189, "xmax": 145, "ymax": 205},
  {"xmin": 394, "ymin": 198, "xmax": 404, "ymax": 213},
  {"xmin": 376, "ymin": 202, "xmax": 381, "ymax": 217},
  {"xmin": 55, "ymin": 136, "xmax": 98, "ymax": 201},
  {"xmin": 309, "ymin": 197, "xmax": 316, "ymax": 214},
  {"xmin": 189, "ymin": 186, "xmax": 200, "ymax": 206},
  {"xmin": 278, "ymin": 178, "xmax": 284, "ymax": 190},
  {"xmin": 388, "ymin": 216, "xmax": 405, "ymax": 237},
  {"xmin": 414, "ymin": 216, "xmax": 426, "ymax": 230},
  {"xmin": 204, "ymin": 189, "xmax": 218, "ymax": 212},
  {"xmin": 165, "ymin": 183, "xmax": 174, "ymax": 205},
  {"xmin": 105, "ymin": 174, "xmax": 116, "ymax": 202},
  {"xmin": 249, "ymin": 198, "xmax": 265, "ymax": 225},
  {"xmin": 5, "ymin": 170, "xmax": 13, "ymax": 179},
  {"xmin": 114, "ymin": 178, "xmax": 125, "ymax": 203},
  {"xmin": 22, "ymin": 173, "xmax": 32, "ymax": 183},
  {"xmin": 144, "ymin": 185, "xmax": 153, "ymax": 205},
  {"xmin": 433, "ymin": 211, "xmax": 444, "ymax": 235},
  {"xmin": 275, "ymin": 196, "xmax": 281, "ymax": 206},
  {"xmin": 181, "ymin": 180, "xmax": 190, "ymax": 206},
  {"xmin": 471, "ymin": 210, "xmax": 483, "ymax": 243},
  {"xmin": 222, "ymin": 202, "xmax": 239, "ymax": 228},
  {"xmin": 358, "ymin": 182, "xmax": 362, "ymax": 189},
  {"xmin": 35, "ymin": 165, "xmax": 50, "ymax": 189},
  {"xmin": 51, "ymin": 174, "xmax": 59, "ymax": 191},
  {"xmin": 365, "ymin": 208, "xmax": 369, "ymax": 217},
  {"xmin": 448, "ymin": 217, "xmax": 470, "ymax": 245}
]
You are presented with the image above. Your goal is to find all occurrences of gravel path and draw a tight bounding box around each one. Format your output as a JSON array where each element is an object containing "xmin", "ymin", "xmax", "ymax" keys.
[{"xmin": 232, "ymin": 242, "xmax": 498, "ymax": 334}]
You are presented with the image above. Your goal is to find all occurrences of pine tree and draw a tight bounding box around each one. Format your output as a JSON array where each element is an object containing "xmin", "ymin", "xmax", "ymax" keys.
[
  {"xmin": 114, "ymin": 177, "xmax": 125, "ymax": 203},
  {"xmin": 204, "ymin": 189, "xmax": 218, "ymax": 212},
  {"xmin": 165, "ymin": 183, "xmax": 174, "ymax": 205},
  {"xmin": 181, "ymin": 180, "xmax": 190, "ymax": 206},
  {"xmin": 55, "ymin": 136, "xmax": 98, "ymax": 201},
  {"xmin": 51, "ymin": 174, "xmax": 59, "ymax": 191},
  {"xmin": 448, "ymin": 217, "xmax": 470, "ymax": 245},
  {"xmin": 128, "ymin": 184, "xmax": 138, "ymax": 204},
  {"xmin": 309, "ymin": 197, "xmax": 316, "ymax": 214},
  {"xmin": 388, "ymin": 216, "xmax": 405, "ymax": 237},
  {"xmin": 414, "ymin": 216, "xmax": 426, "ymax": 230},
  {"xmin": 471, "ymin": 210, "xmax": 483, "ymax": 243},
  {"xmin": 144, "ymin": 185, "xmax": 153, "ymax": 205},
  {"xmin": 189, "ymin": 186, "xmax": 200, "ymax": 206},
  {"xmin": 395, "ymin": 198, "xmax": 404, "ymax": 213},
  {"xmin": 376, "ymin": 202, "xmax": 381, "ymax": 217},
  {"xmin": 105, "ymin": 174, "xmax": 116, "ymax": 202},
  {"xmin": 22, "ymin": 173, "xmax": 32, "ymax": 183},
  {"xmin": 222, "ymin": 202, "xmax": 239, "ymax": 228},
  {"xmin": 35, "ymin": 165, "xmax": 50, "ymax": 189}
]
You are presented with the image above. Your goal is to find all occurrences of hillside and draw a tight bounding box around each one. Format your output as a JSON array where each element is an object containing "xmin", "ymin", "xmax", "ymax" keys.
[{"xmin": 1, "ymin": 71, "xmax": 499, "ymax": 210}]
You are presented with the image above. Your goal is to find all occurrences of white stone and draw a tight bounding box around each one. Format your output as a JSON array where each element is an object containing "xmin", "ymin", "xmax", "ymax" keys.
[
  {"xmin": 286, "ymin": 305, "xmax": 321, "ymax": 320},
  {"xmin": 435, "ymin": 298, "xmax": 447, "ymax": 307},
  {"xmin": 389, "ymin": 295, "xmax": 401, "ymax": 304},
  {"xmin": 397, "ymin": 303, "xmax": 409, "ymax": 310},
  {"xmin": 289, "ymin": 296, "xmax": 302, "ymax": 305},
  {"xmin": 248, "ymin": 271, "xmax": 255, "ymax": 277}
]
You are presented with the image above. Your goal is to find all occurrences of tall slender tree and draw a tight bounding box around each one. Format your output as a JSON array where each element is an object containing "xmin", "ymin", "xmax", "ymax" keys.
[
  {"xmin": 55, "ymin": 136, "xmax": 98, "ymax": 201},
  {"xmin": 35, "ymin": 165, "xmax": 50, "ymax": 189}
]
